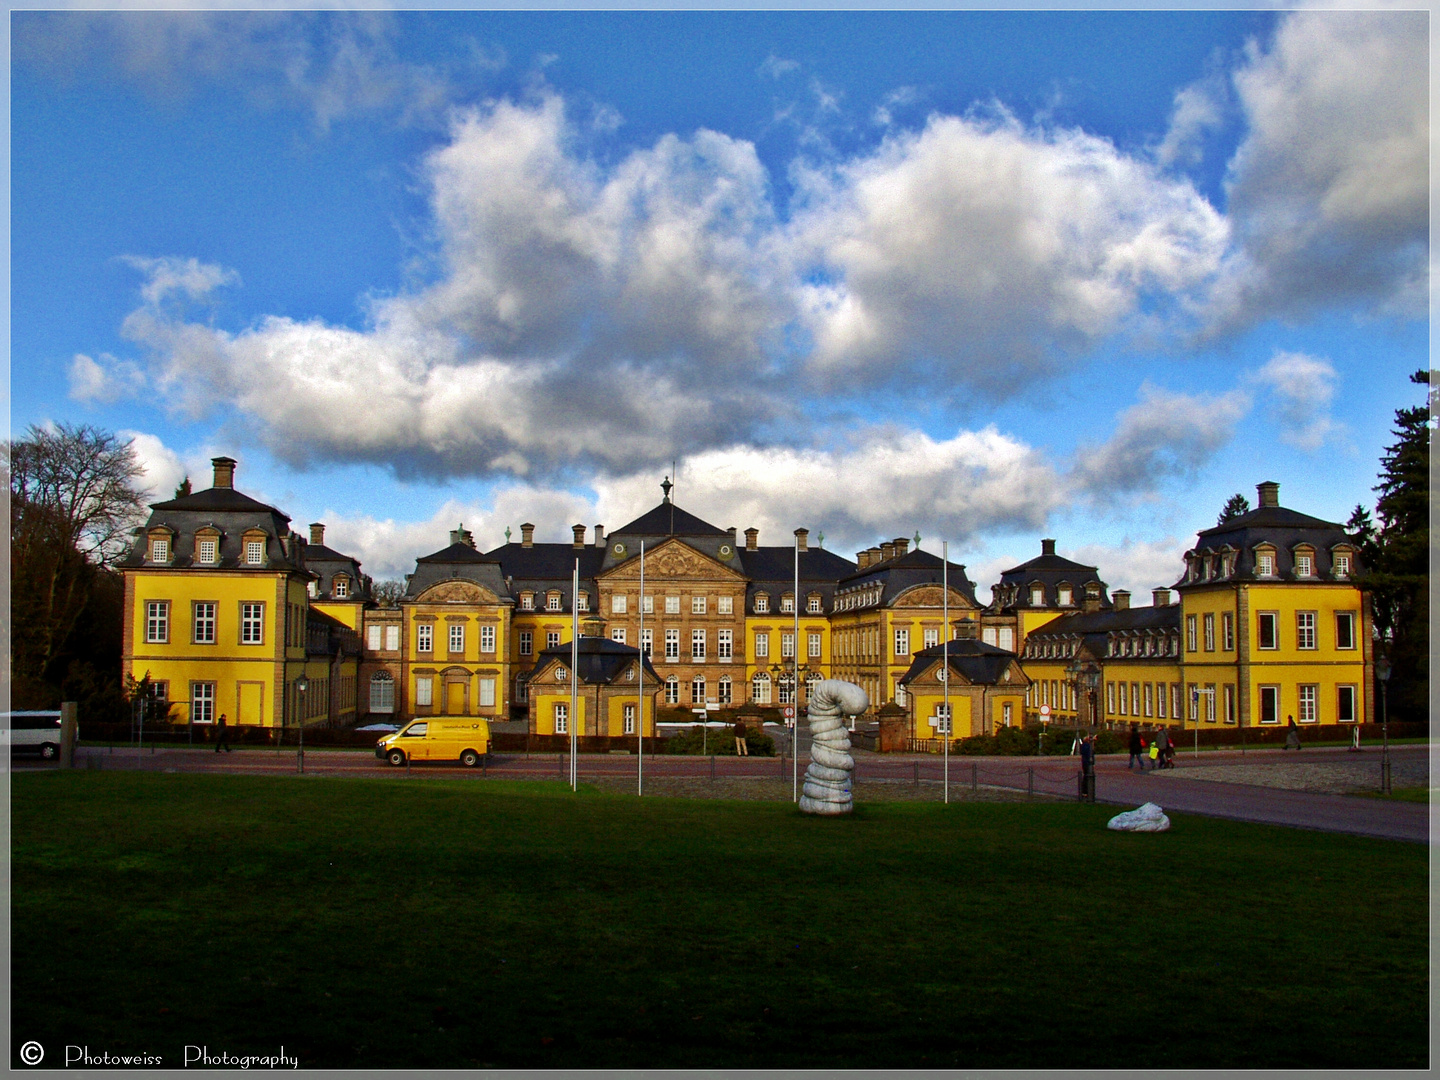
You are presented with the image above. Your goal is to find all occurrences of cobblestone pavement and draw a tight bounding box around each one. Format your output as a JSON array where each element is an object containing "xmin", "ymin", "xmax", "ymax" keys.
[{"xmin": 1151, "ymin": 756, "xmax": 1430, "ymax": 795}]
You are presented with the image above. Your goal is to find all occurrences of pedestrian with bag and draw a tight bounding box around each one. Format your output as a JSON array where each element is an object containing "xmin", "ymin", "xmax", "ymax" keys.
[{"xmin": 214, "ymin": 713, "xmax": 232, "ymax": 753}]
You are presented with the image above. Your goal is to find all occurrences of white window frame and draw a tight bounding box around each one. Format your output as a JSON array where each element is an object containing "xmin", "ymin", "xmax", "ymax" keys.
[
  {"xmin": 1203, "ymin": 613, "xmax": 1215, "ymax": 652},
  {"xmin": 478, "ymin": 678, "xmax": 496, "ymax": 708},
  {"xmin": 665, "ymin": 596, "xmax": 680, "ymax": 615},
  {"xmin": 717, "ymin": 675, "xmax": 732, "ymax": 704},
  {"xmin": 1337, "ymin": 685, "xmax": 1357, "ymax": 723},
  {"xmin": 150, "ymin": 538, "xmax": 169, "ymax": 562},
  {"xmin": 385, "ymin": 625, "xmax": 400, "ymax": 652},
  {"xmin": 480, "ymin": 625, "xmax": 496, "ymax": 653},
  {"xmin": 752, "ymin": 673, "xmax": 771, "ymax": 704},
  {"xmin": 691, "ymin": 628, "xmax": 706, "ymax": 661},
  {"xmin": 245, "ymin": 539, "xmax": 264, "ymax": 565},
  {"xmin": 623, "ymin": 704, "xmax": 637, "ymax": 735},
  {"xmin": 808, "ymin": 632, "xmax": 822, "ymax": 659},
  {"xmin": 241, "ymin": 602, "xmax": 265, "ymax": 645},
  {"xmin": 193, "ymin": 601, "xmax": 217, "ymax": 645},
  {"xmin": 449, "ymin": 624, "xmax": 465, "ymax": 653},
  {"xmin": 554, "ymin": 703, "xmax": 568, "ymax": 735},
  {"xmin": 145, "ymin": 600, "xmax": 170, "ymax": 644},
  {"xmin": 780, "ymin": 595, "xmax": 795, "ymax": 613},
  {"xmin": 612, "ymin": 628, "xmax": 628, "ymax": 645},
  {"xmin": 781, "ymin": 632, "xmax": 795, "ymax": 659},
  {"xmin": 333, "ymin": 577, "xmax": 349, "ymax": 599},
  {"xmin": 1296, "ymin": 611, "xmax": 1316, "ymax": 651},
  {"xmin": 894, "ymin": 628, "xmax": 909, "ymax": 656},
  {"xmin": 368, "ymin": 625, "xmax": 382, "ymax": 651},
  {"xmin": 191, "ymin": 682, "xmax": 216, "ymax": 725},
  {"xmin": 663, "ymin": 629, "xmax": 680, "ymax": 661},
  {"xmin": 642, "ymin": 594, "xmax": 654, "ymax": 614},
  {"xmin": 755, "ymin": 632, "xmax": 769, "ymax": 659},
  {"xmin": 691, "ymin": 676, "xmax": 706, "ymax": 705},
  {"xmin": 547, "ymin": 593, "xmax": 562, "ymax": 612},
  {"xmin": 718, "ymin": 596, "xmax": 733, "ymax": 615},
  {"xmin": 519, "ymin": 631, "xmax": 533, "ymax": 656},
  {"xmin": 1335, "ymin": 611, "xmax": 1356, "ymax": 650},
  {"xmin": 1334, "ymin": 553, "xmax": 1351, "ymax": 578},
  {"xmin": 807, "ymin": 595, "xmax": 822, "ymax": 614},
  {"xmin": 198, "ymin": 538, "xmax": 218, "ymax": 564},
  {"xmin": 546, "ymin": 630, "xmax": 561, "ymax": 650},
  {"xmin": 417, "ymin": 624, "xmax": 433, "ymax": 653},
  {"xmin": 641, "ymin": 628, "xmax": 653, "ymax": 657},
  {"xmin": 1257, "ymin": 612, "xmax": 1278, "ymax": 650},
  {"xmin": 692, "ymin": 595, "xmax": 707, "ymax": 615},
  {"xmin": 1259, "ymin": 685, "xmax": 1280, "ymax": 724},
  {"xmin": 1295, "ymin": 553, "xmax": 1313, "ymax": 578},
  {"xmin": 665, "ymin": 676, "xmax": 679, "ymax": 704},
  {"xmin": 1298, "ymin": 684, "xmax": 1318, "ymax": 723},
  {"xmin": 411, "ymin": 676, "xmax": 430, "ymax": 709},
  {"xmin": 718, "ymin": 629, "xmax": 732, "ymax": 660},
  {"xmin": 755, "ymin": 595, "xmax": 769, "ymax": 613},
  {"xmin": 612, "ymin": 595, "xmax": 627, "ymax": 614}
]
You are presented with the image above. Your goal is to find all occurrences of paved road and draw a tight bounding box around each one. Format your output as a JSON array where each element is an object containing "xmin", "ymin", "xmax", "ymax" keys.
[{"xmin": 17, "ymin": 741, "xmax": 1430, "ymax": 844}]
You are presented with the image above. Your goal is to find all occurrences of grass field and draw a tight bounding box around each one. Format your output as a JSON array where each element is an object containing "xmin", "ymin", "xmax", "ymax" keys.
[{"xmin": 11, "ymin": 772, "xmax": 1430, "ymax": 1070}]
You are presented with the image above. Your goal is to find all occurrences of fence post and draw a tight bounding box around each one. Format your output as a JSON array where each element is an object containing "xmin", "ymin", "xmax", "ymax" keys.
[
  {"xmin": 710, "ymin": 754, "xmax": 715, "ymax": 782},
  {"xmin": 971, "ymin": 762, "xmax": 978, "ymax": 794},
  {"xmin": 1028, "ymin": 767, "xmax": 1034, "ymax": 800},
  {"xmin": 913, "ymin": 761, "xmax": 918, "ymax": 787},
  {"xmin": 59, "ymin": 701, "xmax": 78, "ymax": 769}
]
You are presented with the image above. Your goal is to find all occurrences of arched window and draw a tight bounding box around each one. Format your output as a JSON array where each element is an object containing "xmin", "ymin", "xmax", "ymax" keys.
[
  {"xmin": 717, "ymin": 675, "xmax": 732, "ymax": 704},
  {"xmin": 369, "ymin": 671, "xmax": 395, "ymax": 713},
  {"xmin": 805, "ymin": 671, "xmax": 821, "ymax": 701},
  {"xmin": 752, "ymin": 672, "xmax": 771, "ymax": 705},
  {"xmin": 665, "ymin": 675, "xmax": 679, "ymax": 704},
  {"xmin": 778, "ymin": 673, "xmax": 796, "ymax": 705}
]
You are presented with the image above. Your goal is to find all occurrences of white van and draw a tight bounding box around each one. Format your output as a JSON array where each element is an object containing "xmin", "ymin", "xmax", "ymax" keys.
[{"xmin": 5, "ymin": 711, "xmax": 63, "ymax": 760}]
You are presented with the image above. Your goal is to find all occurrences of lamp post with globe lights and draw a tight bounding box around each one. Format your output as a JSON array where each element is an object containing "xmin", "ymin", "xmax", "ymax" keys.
[{"xmin": 1376, "ymin": 656, "xmax": 1391, "ymax": 794}]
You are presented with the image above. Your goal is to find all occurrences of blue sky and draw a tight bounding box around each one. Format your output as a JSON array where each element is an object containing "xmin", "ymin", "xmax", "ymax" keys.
[{"xmin": 11, "ymin": 10, "xmax": 1429, "ymax": 596}]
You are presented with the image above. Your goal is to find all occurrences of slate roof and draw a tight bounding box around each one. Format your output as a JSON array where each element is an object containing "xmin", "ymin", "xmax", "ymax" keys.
[
  {"xmin": 530, "ymin": 637, "xmax": 661, "ymax": 686},
  {"xmin": 405, "ymin": 540, "xmax": 512, "ymax": 601},
  {"xmin": 989, "ymin": 540, "xmax": 1110, "ymax": 611},
  {"xmin": 1182, "ymin": 502, "xmax": 1359, "ymax": 585},
  {"xmin": 148, "ymin": 485, "xmax": 289, "ymax": 518},
  {"xmin": 612, "ymin": 501, "xmax": 728, "ymax": 538},
  {"xmin": 837, "ymin": 548, "xmax": 980, "ymax": 607},
  {"xmin": 300, "ymin": 542, "xmax": 370, "ymax": 601},
  {"xmin": 120, "ymin": 485, "xmax": 303, "ymax": 572},
  {"xmin": 898, "ymin": 640, "xmax": 1027, "ymax": 688},
  {"xmin": 1020, "ymin": 605, "xmax": 1181, "ymax": 661}
]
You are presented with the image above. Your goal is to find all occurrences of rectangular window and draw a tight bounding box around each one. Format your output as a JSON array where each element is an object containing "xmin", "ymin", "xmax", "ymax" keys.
[
  {"xmin": 755, "ymin": 595, "xmax": 769, "ymax": 613},
  {"xmin": 755, "ymin": 632, "xmax": 769, "ymax": 659},
  {"xmin": 245, "ymin": 539, "xmax": 264, "ymax": 565},
  {"xmin": 611, "ymin": 628, "xmax": 627, "ymax": 645},
  {"xmin": 1337, "ymin": 685, "xmax": 1357, "ymax": 723},
  {"xmin": 1334, "ymin": 553, "xmax": 1351, "ymax": 577},
  {"xmin": 691, "ymin": 629, "xmax": 706, "ymax": 660},
  {"xmin": 1298, "ymin": 684, "xmax": 1318, "ymax": 723},
  {"xmin": 1106, "ymin": 682, "xmax": 1115, "ymax": 713},
  {"xmin": 478, "ymin": 679, "xmax": 496, "ymax": 708},
  {"xmin": 519, "ymin": 631, "xmax": 533, "ymax": 656},
  {"xmin": 554, "ymin": 703, "xmax": 568, "ymax": 735},
  {"xmin": 547, "ymin": 594, "xmax": 562, "ymax": 612},
  {"xmin": 1186, "ymin": 615, "xmax": 1198, "ymax": 653},
  {"xmin": 642, "ymin": 594, "xmax": 654, "ymax": 614},
  {"xmin": 718, "ymin": 596, "xmax": 733, "ymax": 615},
  {"xmin": 151, "ymin": 538, "xmax": 169, "ymax": 562},
  {"xmin": 1335, "ymin": 611, "xmax": 1356, "ymax": 650},
  {"xmin": 1224, "ymin": 684, "xmax": 1236, "ymax": 725},
  {"xmin": 546, "ymin": 631, "xmax": 561, "ymax": 650},
  {"xmin": 612, "ymin": 595, "xmax": 627, "ymax": 614},
  {"xmin": 198, "ymin": 538, "xmax": 217, "ymax": 563},
  {"xmin": 193, "ymin": 602, "xmax": 216, "ymax": 644},
  {"xmin": 780, "ymin": 595, "xmax": 795, "ymax": 613},
  {"xmin": 665, "ymin": 679, "xmax": 679, "ymax": 705},
  {"xmin": 1157, "ymin": 684, "xmax": 1167, "ymax": 719},
  {"xmin": 665, "ymin": 629, "xmax": 680, "ymax": 661},
  {"xmin": 1221, "ymin": 612, "xmax": 1234, "ymax": 651},
  {"xmin": 691, "ymin": 677, "xmax": 706, "ymax": 705},
  {"xmin": 415, "ymin": 678, "xmax": 433, "ymax": 707},
  {"xmin": 449, "ymin": 624, "xmax": 465, "ymax": 653},
  {"xmin": 665, "ymin": 596, "xmax": 680, "ymax": 615},
  {"xmin": 1295, "ymin": 554, "xmax": 1312, "ymax": 577},
  {"xmin": 718, "ymin": 629, "xmax": 733, "ymax": 660},
  {"xmin": 692, "ymin": 595, "xmax": 707, "ymax": 615},
  {"xmin": 368, "ymin": 625, "xmax": 382, "ymax": 651},
  {"xmin": 385, "ymin": 625, "xmax": 399, "ymax": 651},
  {"xmin": 807, "ymin": 596, "xmax": 821, "ymax": 613},
  {"xmin": 1203, "ymin": 613, "xmax": 1215, "ymax": 652},
  {"xmin": 1204, "ymin": 684, "xmax": 1217, "ymax": 723},
  {"xmin": 781, "ymin": 632, "xmax": 795, "ymax": 659},
  {"xmin": 191, "ymin": 682, "xmax": 216, "ymax": 724},
  {"xmin": 145, "ymin": 600, "xmax": 170, "ymax": 644},
  {"xmin": 1257, "ymin": 552, "xmax": 1274, "ymax": 576},
  {"xmin": 1296, "ymin": 611, "xmax": 1316, "ymax": 650},
  {"xmin": 1188, "ymin": 684, "xmax": 1199, "ymax": 722},
  {"xmin": 1118, "ymin": 683, "xmax": 1128, "ymax": 716},
  {"xmin": 1259, "ymin": 685, "xmax": 1280, "ymax": 724},
  {"xmin": 808, "ymin": 632, "xmax": 822, "ymax": 659},
  {"xmin": 241, "ymin": 603, "xmax": 264, "ymax": 645},
  {"xmin": 923, "ymin": 628, "xmax": 939, "ymax": 649},
  {"xmin": 623, "ymin": 704, "xmax": 637, "ymax": 735},
  {"xmin": 1144, "ymin": 683, "xmax": 1153, "ymax": 717},
  {"xmin": 1257, "ymin": 612, "xmax": 1278, "ymax": 650},
  {"xmin": 417, "ymin": 624, "xmax": 433, "ymax": 653},
  {"xmin": 520, "ymin": 594, "xmax": 534, "ymax": 611},
  {"xmin": 480, "ymin": 625, "xmax": 496, "ymax": 653},
  {"xmin": 576, "ymin": 593, "xmax": 588, "ymax": 612},
  {"xmin": 641, "ymin": 629, "xmax": 652, "ymax": 657},
  {"xmin": 894, "ymin": 628, "xmax": 910, "ymax": 656},
  {"xmin": 333, "ymin": 578, "xmax": 349, "ymax": 599}
]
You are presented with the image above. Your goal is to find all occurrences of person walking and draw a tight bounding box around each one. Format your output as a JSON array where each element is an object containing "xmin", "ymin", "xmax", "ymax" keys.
[
  {"xmin": 1128, "ymin": 725, "xmax": 1144, "ymax": 770},
  {"xmin": 1155, "ymin": 726, "xmax": 1170, "ymax": 770},
  {"xmin": 1285, "ymin": 716, "xmax": 1301, "ymax": 751},
  {"xmin": 733, "ymin": 719, "xmax": 749, "ymax": 757},
  {"xmin": 214, "ymin": 713, "xmax": 232, "ymax": 753},
  {"xmin": 1078, "ymin": 733, "xmax": 1096, "ymax": 802}
]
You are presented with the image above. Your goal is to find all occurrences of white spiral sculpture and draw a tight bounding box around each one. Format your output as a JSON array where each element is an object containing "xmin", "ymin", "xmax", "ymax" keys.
[{"xmin": 798, "ymin": 679, "xmax": 869, "ymax": 815}]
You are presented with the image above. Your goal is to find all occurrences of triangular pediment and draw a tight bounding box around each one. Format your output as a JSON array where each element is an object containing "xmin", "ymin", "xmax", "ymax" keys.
[{"xmin": 599, "ymin": 537, "xmax": 746, "ymax": 582}]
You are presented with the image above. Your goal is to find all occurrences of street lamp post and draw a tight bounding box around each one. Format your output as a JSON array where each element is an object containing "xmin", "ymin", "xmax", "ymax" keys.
[
  {"xmin": 295, "ymin": 675, "xmax": 308, "ymax": 774},
  {"xmin": 1376, "ymin": 656, "xmax": 1391, "ymax": 794}
]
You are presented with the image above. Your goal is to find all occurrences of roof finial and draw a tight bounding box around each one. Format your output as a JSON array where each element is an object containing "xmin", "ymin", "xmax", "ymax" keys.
[
  {"xmin": 817, "ymin": 530, "xmax": 825, "ymax": 549},
  {"xmin": 505, "ymin": 526, "xmax": 512, "ymax": 544},
  {"xmin": 661, "ymin": 476, "xmax": 673, "ymax": 504},
  {"xmin": 913, "ymin": 530, "xmax": 921, "ymax": 548}
]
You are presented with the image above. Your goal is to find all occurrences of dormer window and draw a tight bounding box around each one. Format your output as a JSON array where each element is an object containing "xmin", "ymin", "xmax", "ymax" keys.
[
  {"xmin": 1057, "ymin": 585, "xmax": 1072, "ymax": 606},
  {"xmin": 781, "ymin": 594, "xmax": 795, "ymax": 613},
  {"xmin": 807, "ymin": 594, "xmax": 822, "ymax": 613},
  {"xmin": 1029, "ymin": 585, "xmax": 1045, "ymax": 607},
  {"xmin": 198, "ymin": 539, "xmax": 217, "ymax": 564},
  {"xmin": 576, "ymin": 592, "xmax": 589, "ymax": 612},
  {"xmin": 1334, "ymin": 552, "xmax": 1352, "ymax": 578},
  {"xmin": 1293, "ymin": 549, "xmax": 1314, "ymax": 578},
  {"xmin": 547, "ymin": 592, "xmax": 562, "ymax": 612},
  {"xmin": 1255, "ymin": 549, "xmax": 1276, "ymax": 577},
  {"xmin": 520, "ymin": 592, "xmax": 534, "ymax": 611},
  {"xmin": 245, "ymin": 539, "xmax": 264, "ymax": 565},
  {"xmin": 149, "ymin": 537, "xmax": 170, "ymax": 563},
  {"xmin": 755, "ymin": 594, "xmax": 769, "ymax": 613},
  {"xmin": 307, "ymin": 581, "xmax": 318, "ymax": 598},
  {"xmin": 333, "ymin": 576, "xmax": 349, "ymax": 599}
]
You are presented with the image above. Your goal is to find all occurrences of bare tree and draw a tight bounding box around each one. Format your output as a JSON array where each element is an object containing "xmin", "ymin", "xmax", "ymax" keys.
[{"xmin": 371, "ymin": 579, "xmax": 407, "ymax": 607}]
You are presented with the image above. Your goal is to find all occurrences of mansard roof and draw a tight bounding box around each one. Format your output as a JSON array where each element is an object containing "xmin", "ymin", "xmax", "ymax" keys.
[
  {"xmin": 612, "ymin": 500, "xmax": 728, "ymax": 538},
  {"xmin": 148, "ymin": 485, "xmax": 290, "ymax": 519},
  {"xmin": 837, "ymin": 548, "xmax": 980, "ymax": 607},
  {"xmin": 486, "ymin": 543, "xmax": 607, "ymax": 582},
  {"xmin": 898, "ymin": 640, "xmax": 1026, "ymax": 687},
  {"xmin": 531, "ymin": 637, "xmax": 661, "ymax": 686},
  {"xmin": 740, "ymin": 546, "xmax": 857, "ymax": 583},
  {"xmin": 1023, "ymin": 606, "xmax": 1181, "ymax": 640}
]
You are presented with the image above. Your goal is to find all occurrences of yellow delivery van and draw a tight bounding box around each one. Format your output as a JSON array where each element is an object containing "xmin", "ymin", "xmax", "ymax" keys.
[{"xmin": 375, "ymin": 718, "xmax": 490, "ymax": 767}]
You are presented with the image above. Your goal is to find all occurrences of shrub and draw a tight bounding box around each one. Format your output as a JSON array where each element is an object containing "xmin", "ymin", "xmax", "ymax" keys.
[{"xmin": 663, "ymin": 724, "xmax": 775, "ymax": 756}]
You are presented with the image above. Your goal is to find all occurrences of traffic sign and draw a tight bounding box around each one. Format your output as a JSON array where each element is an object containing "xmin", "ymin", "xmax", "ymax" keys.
[
  {"xmin": 782, "ymin": 705, "xmax": 795, "ymax": 719},
  {"xmin": 1039, "ymin": 704, "xmax": 1051, "ymax": 718}
]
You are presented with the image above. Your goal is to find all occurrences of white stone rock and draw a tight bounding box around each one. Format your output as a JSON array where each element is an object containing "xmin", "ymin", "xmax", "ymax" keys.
[{"xmin": 1106, "ymin": 803, "xmax": 1171, "ymax": 832}]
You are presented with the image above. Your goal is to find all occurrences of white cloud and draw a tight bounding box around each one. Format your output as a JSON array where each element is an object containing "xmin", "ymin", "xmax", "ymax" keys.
[
  {"xmin": 1073, "ymin": 383, "xmax": 1251, "ymax": 495},
  {"xmin": 121, "ymin": 430, "xmax": 189, "ymax": 503},
  {"xmin": 1155, "ymin": 67, "xmax": 1227, "ymax": 170},
  {"xmin": 758, "ymin": 54, "xmax": 800, "ymax": 80},
  {"xmin": 1065, "ymin": 536, "xmax": 1190, "ymax": 597},
  {"xmin": 120, "ymin": 255, "xmax": 238, "ymax": 307},
  {"xmin": 69, "ymin": 353, "xmax": 145, "ymax": 405},
  {"xmin": 790, "ymin": 109, "xmax": 1229, "ymax": 393},
  {"xmin": 1252, "ymin": 350, "xmax": 1343, "ymax": 451},
  {"xmin": 1211, "ymin": 11, "xmax": 1427, "ymax": 328}
]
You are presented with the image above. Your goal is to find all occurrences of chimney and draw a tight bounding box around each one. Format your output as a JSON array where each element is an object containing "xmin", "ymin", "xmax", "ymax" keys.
[
  {"xmin": 727, "ymin": 527, "xmax": 737, "ymax": 548},
  {"xmin": 520, "ymin": 523, "xmax": 535, "ymax": 549},
  {"xmin": 794, "ymin": 528, "xmax": 809, "ymax": 552},
  {"xmin": 892, "ymin": 536, "xmax": 909, "ymax": 557},
  {"xmin": 1041, "ymin": 538, "xmax": 1056, "ymax": 556},
  {"xmin": 744, "ymin": 527, "xmax": 759, "ymax": 551},
  {"xmin": 1152, "ymin": 588, "xmax": 1171, "ymax": 607},
  {"xmin": 1112, "ymin": 590, "xmax": 1131, "ymax": 611},
  {"xmin": 1083, "ymin": 583, "xmax": 1102, "ymax": 613},
  {"xmin": 594, "ymin": 525, "xmax": 605, "ymax": 548},
  {"xmin": 449, "ymin": 525, "xmax": 475, "ymax": 548},
  {"xmin": 880, "ymin": 541, "xmax": 895, "ymax": 562},
  {"xmin": 856, "ymin": 549, "xmax": 871, "ymax": 570},
  {"xmin": 1257, "ymin": 481, "xmax": 1280, "ymax": 508},
  {"xmin": 309, "ymin": 523, "xmax": 325, "ymax": 546},
  {"xmin": 572, "ymin": 524, "xmax": 587, "ymax": 549},
  {"xmin": 211, "ymin": 456, "xmax": 237, "ymax": 490}
]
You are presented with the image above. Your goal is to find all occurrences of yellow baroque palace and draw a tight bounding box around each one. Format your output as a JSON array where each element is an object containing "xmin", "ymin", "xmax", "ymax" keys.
[{"xmin": 121, "ymin": 463, "xmax": 1372, "ymax": 740}]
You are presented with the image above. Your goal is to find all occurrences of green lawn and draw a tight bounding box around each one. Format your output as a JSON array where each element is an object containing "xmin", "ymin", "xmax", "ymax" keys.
[
  {"xmin": 11, "ymin": 772, "xmax": 1429, "ymax": 1070},
  {"xmin": 1355, "ymin": 785, "xmax": 1432, "ymax": 803}
]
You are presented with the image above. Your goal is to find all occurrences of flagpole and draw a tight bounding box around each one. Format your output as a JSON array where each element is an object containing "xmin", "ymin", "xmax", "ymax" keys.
[
  {"xmin": 571, "ymin": 559, "xmax": 579, "ymax": 792},
  {"xmin": 794, "ymin": 533, "xmax": 800, "ymax": 803},
  {"xmin": 638, "ymin": 540, "xmax": 645, "ymax": 797},
  {"xmin": 943, "ymin": 540, "xmax": 950, "ymax": 805}
]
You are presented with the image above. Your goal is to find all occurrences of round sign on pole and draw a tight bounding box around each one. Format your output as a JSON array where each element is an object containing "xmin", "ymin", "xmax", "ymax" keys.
[
  {"xmin": 1039, "ymin": 704, "xmax": 1051, "ymax": 718},
  {"xmin": 783, "ymin": 705, "xmax": 795, "ymax": 719}
]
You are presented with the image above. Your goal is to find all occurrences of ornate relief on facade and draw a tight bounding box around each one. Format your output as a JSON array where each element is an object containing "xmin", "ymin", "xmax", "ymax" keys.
[{"xmin": 416, "ymin": 581, "xmax": 495, "ymax": 605}]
